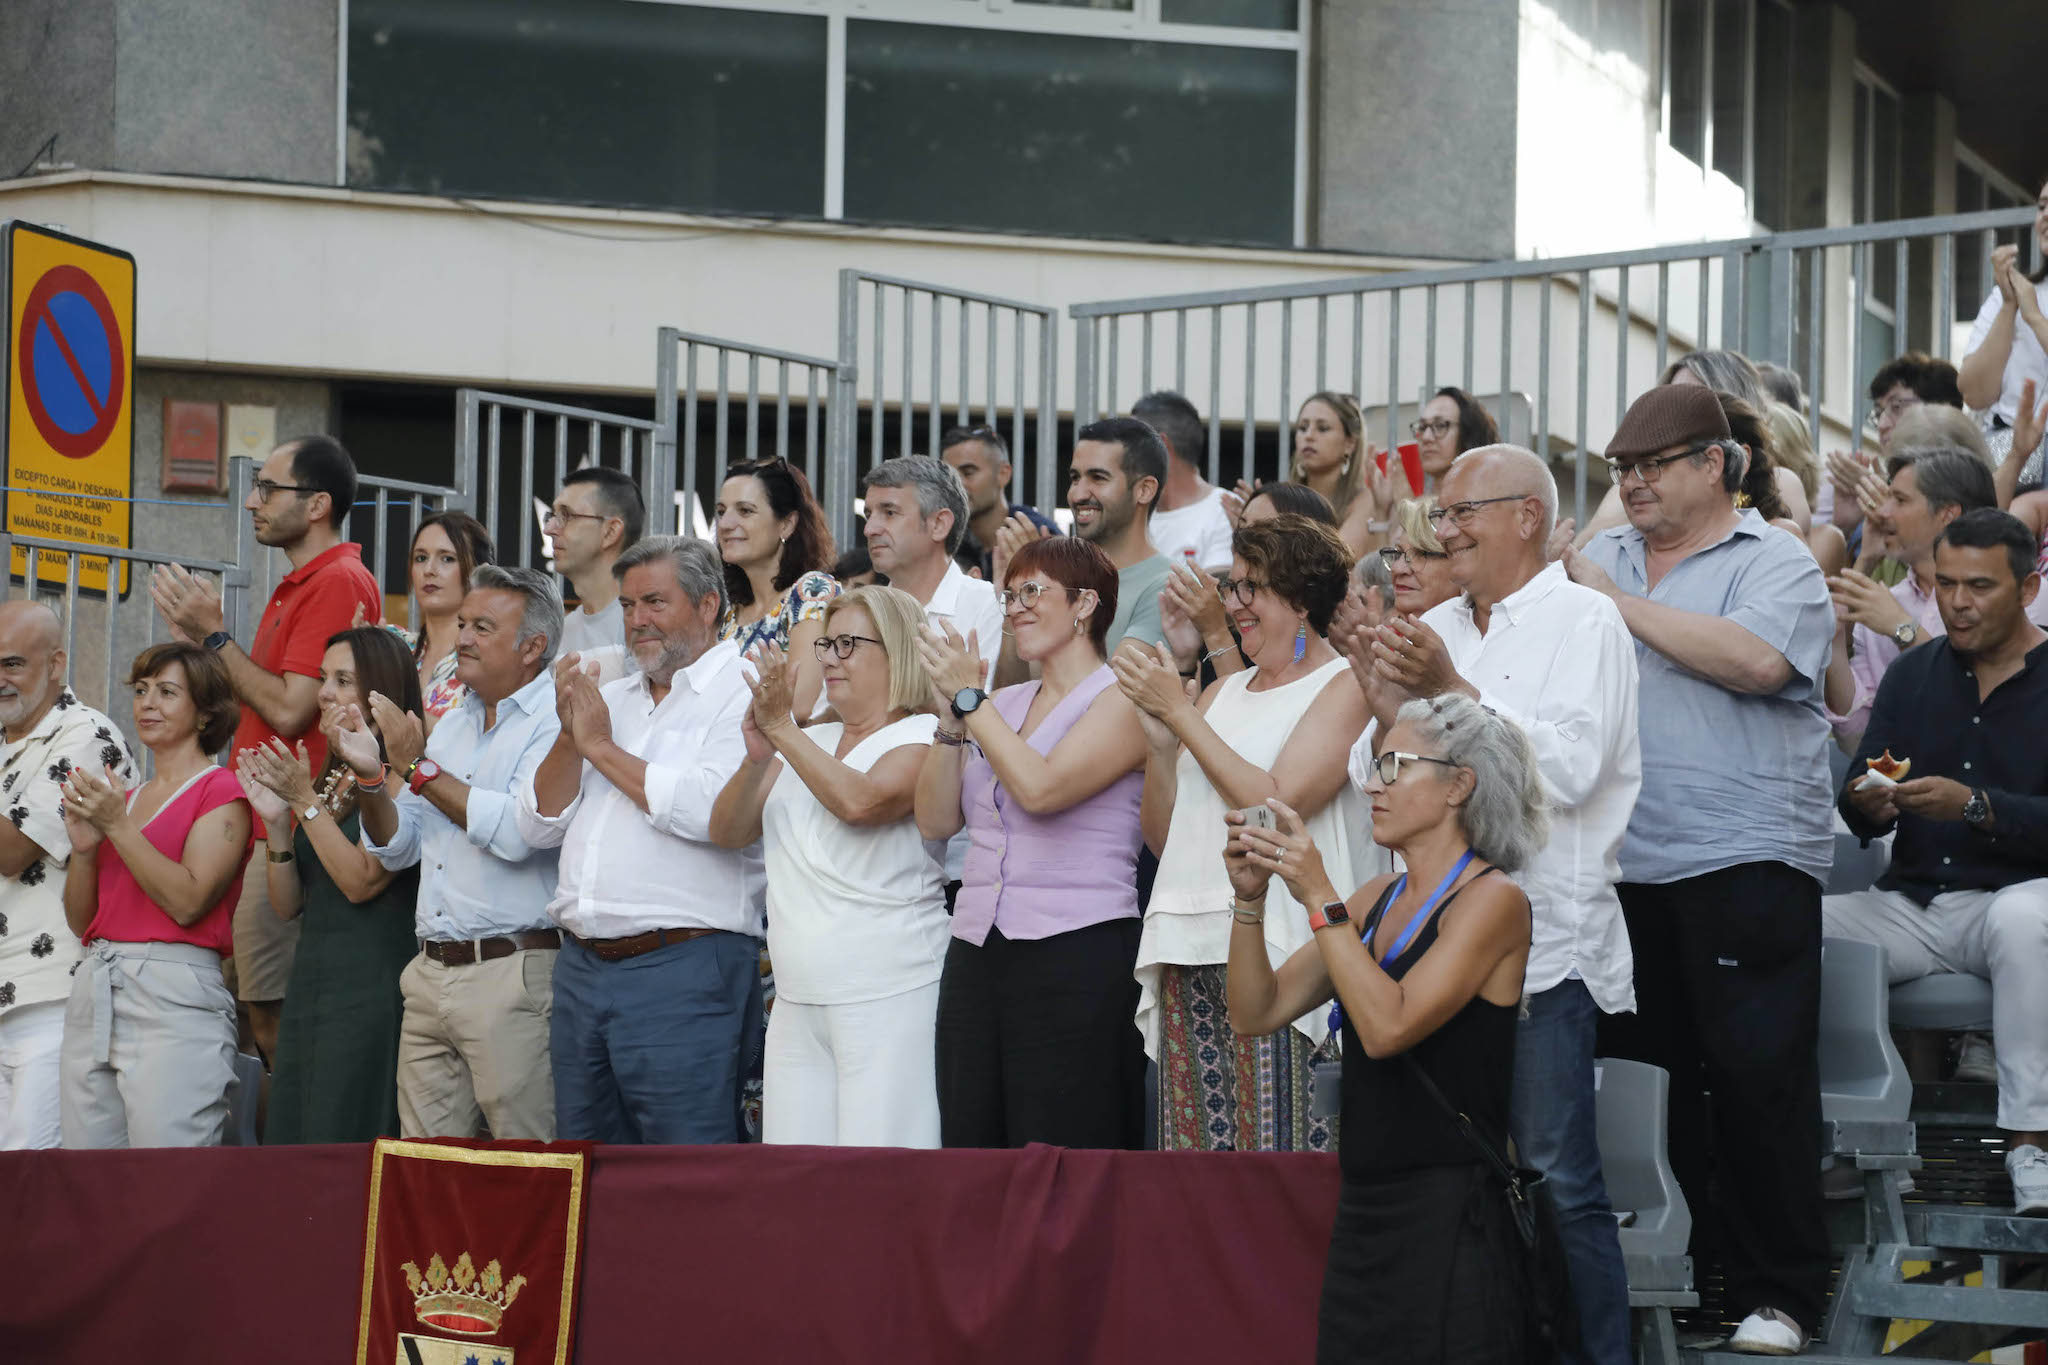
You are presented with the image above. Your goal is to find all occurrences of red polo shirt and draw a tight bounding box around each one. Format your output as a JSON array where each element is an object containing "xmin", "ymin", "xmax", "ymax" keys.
[{"xmin": 231, "ymin": 541, "xmax": 383, "ymax": 777}]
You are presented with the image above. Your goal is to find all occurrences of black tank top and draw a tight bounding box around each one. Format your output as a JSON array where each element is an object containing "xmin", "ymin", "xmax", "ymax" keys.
[{"xmin": 1337, "ymin": 871, "xmax": 1519, "ymax": 1183}]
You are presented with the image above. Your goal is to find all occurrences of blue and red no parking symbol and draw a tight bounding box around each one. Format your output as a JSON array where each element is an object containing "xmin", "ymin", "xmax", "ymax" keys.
[{"xmin": 16, "ymin": 263, "xmax": 126, "ymax": 460}]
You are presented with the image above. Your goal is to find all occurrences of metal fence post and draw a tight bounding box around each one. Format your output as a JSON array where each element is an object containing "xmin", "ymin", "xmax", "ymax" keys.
[
  {"xmin": 829, "ymin": 269, "xmax": 863, "ymax": 552},
  {"xmin": 1039, "ymin": 314, "xmax": 1059, "ymax": 516},
  {"xmin": 452, "ymin": 389, "xmax": 481, "ymax": 517},
  {"xmin": 652, "ymin": 326, "xmax": 681, "ymax": 538},
  {"xmin": 227, "ymin": 456, "xmax": 257, "ymax": 644},
  {"xmin": 1764, "ymin": 245, "xmax": 1795, "ymax": 371}
]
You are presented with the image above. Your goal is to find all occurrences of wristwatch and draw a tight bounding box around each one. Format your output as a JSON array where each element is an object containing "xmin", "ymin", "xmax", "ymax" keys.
[
  {"xmin": 202, "ymin": 630, "xmax": 233, "ymax": 652},
  {"xmin": 1891, "ymin": 621, "xmax": 1920, "ymax": 647},
  {"xmin": 1963, "ymin": 787, "xmax": 1992, "ymax": 829},
  {"xmin": 299, "ymin": 801, "xmax": 323, "ymax": 824},
  {"xmin": 1307, "ymin": 899, "xmax": 1351, "ymax": 933},
  {"xmin": 949, "ymin": 687, "xmax": 987, "ymax": 720},
  {"xmin": 406, "ymin": 758, "xmax": 441, "ymax": 795}
]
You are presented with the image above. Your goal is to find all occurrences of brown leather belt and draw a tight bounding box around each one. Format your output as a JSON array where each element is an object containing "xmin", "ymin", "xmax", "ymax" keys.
[
  {"xmin": 567, "ymin": 926, "xmax": 724, "ymax": 963},
  {"xmin": 420, "ymin": 929, "xmax": 562, "ymax": 966}
]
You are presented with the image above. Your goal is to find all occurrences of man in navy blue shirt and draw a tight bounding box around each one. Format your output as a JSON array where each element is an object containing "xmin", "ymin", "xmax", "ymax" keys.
[{"xmin": 1833, "ymin": 508, "xmax": 2048, "ymax": 1215}]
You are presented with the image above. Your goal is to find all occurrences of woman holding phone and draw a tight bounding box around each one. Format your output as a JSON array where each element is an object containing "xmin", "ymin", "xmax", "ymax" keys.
[{"xmin": 1224, "ymin": 694, "xmax": 1545, "ymax": 1362}]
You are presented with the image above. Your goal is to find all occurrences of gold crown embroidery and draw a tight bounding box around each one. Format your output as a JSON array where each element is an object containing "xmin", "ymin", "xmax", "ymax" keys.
[{"xmin": 399, "ymin": 1252, "xmax": 527, "ymax": 1336}]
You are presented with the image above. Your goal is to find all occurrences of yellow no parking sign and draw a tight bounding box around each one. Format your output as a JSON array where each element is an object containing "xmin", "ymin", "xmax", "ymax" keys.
[{"xmin": 2, "ymin": 222, "xmax": 135, "ymax": 593}]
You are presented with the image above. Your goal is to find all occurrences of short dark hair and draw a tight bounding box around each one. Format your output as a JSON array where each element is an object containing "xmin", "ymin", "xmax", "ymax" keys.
[
  {"xmin": 1004, "ymin": 535, "xmax": 1120, "ymax": 657},
  {"xmin": 1075, "ymin": 416, "xmax": 1168, "ymax": 511},
  {"xmin": 563, "ymin": 465, "xmax": 647, "ymax": 547},
  {"xmin": 1936, "ymin": 507, "xmax": 2038, "ymax": 584},
  {"xmin": 127, "ymin": 643, "xmax": 241, "ymax": 753},
  {"xmin": 1898, "ymin": 449, "xmax": 1997, "ymax": 518},
  {"xmin": 1869, "ymin": 352, "xmax": 1964, "ymax": 408},
  {"xmin": 1242, "ymin": 481, "xmax": 1337, "ymax": 526},
  {"xmin": 1432, "ymin": 387, "xmax": 1500, "ymax": 455},
  {"xmin": 286, "ymin": 436, "xmax": 358, "ymax": 530},
  {"xmin": 832, "ymin": 544, "xmax": 882, "ymax": 584},
  {"xmin": 940, "ymin": 425, "xmax": 1010, "ymax": 465},
  {"xmin": 1131, "ymin": 391, "xmax": 1206, "ymax": 472},
  {"xmin": 1231, "ymin": 513, "xmax": 1353, "ymax": 635},
  {"xmin": 719, "ymin": 459, "xmax": 834, "ymax": 608},
  {"xmin": 1755, "ymin": 362, "xmax": 1806, "ymax": 411}
]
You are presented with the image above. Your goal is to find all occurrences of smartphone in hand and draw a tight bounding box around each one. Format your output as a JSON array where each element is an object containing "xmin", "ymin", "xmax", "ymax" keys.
[{"xmin": 1233, "ymin": 804, "xmax": 1276, "ymax": 831}]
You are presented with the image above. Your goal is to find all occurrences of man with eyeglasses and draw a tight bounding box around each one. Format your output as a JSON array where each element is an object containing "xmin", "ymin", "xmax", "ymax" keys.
[
  {"xmin": 150, "ymin": 435, "xmax": 382, "ymax": 1076},
  {"xmin": 1350, "ymin": 444, "xmax": 1642, "ymax": 1365},
  {"xmin": 549, "ymin": 466, "xmax": 646, "ymax": 682},
  {"xmin": 516, "ymin": 537, "xmax": 764, "ymax": 1144},
  {"xmin": 1563, "ymin": 384, "xmax": 1835, "ymax": 1358},
  {"xmin": 941, "ymin": 426, "xmax": 1058, "ymax": 581}
]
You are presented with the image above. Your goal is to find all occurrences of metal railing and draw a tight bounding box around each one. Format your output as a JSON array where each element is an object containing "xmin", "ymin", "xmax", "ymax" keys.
[
  {"xmin": 827, "ymin": 269, "xmax": 1059, "ymax": 550},
  {"xmin": 455, "ymin": 388, "xmax": 658, "ymax": 568},
  {"xmin": 1071, "ymin": 206, "xmax": 2039, "ymax": 522},
  {"xmin": 652, "ymin": 328, "xmax": 841, "ymax": 539},
  {"xmin": 245, "ymin": 471, "xmax": 469, "ymax": 632}
]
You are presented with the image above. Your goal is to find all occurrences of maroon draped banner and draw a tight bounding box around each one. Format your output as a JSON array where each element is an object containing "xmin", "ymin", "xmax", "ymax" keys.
[{"xmin": 3, "ymin": 1142, "xmax": 1339, "ymax": 1364}]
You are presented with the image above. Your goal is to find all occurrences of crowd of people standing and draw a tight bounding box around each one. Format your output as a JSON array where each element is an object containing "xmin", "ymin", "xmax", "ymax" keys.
[{"xmin": 4, "ymin": 199, "xmax": 2048, "ymax": 1362}]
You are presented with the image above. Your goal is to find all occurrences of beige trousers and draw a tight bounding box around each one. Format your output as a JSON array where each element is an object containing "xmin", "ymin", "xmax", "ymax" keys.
[
  {"xmin": 396, "ymin": 949, "xmax": 556, "ymax": 1141},
  {"xmin": 230, "ymin": 859, "xmax": 299, "ymax": 1003}
]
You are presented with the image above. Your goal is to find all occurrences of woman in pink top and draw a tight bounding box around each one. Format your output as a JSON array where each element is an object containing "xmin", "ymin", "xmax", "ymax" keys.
[
  {"xmin": 58, "ymin": 643, "xmax": 253, "ymax": 1148},
  {"xmin": 915, "ymin": 536, "xmax": 1150, "ymax": 1148}
]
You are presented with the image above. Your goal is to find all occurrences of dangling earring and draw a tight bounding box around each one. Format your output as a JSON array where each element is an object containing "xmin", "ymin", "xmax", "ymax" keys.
[{"xmin": 1292, "ymin": 620, "xmax": 1308, "ymax": 664}]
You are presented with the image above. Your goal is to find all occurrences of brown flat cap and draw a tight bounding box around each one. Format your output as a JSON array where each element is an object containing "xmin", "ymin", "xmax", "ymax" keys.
[{"xmin": 1606, "ymin": 384, "xmax": 1731, "ymax": 462}]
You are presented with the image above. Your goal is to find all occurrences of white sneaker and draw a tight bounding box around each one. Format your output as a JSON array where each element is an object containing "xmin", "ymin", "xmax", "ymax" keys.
[
  {"xmin": 1728, "ymin": 1307, "xmax": 1807, "ymax": 1355},
  {"xmin": 1955, "ymin": 1032, "xmax": 1998, "ymax": 1084},
  {"xmin": 2008, "ymin": 1144, "xmax": 2048, "ymax": 1216}
]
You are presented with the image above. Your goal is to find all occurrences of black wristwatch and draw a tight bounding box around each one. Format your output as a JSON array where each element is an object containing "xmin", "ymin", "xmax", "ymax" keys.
[
  {"xmin": 950, "ymin": 687, "xmax": 987, "ymax": 719},
  {"xmin": 1963, "ymin": 787, "xmax": 1992, "ymax": 830},
  {"xmin": 201, "ymin": 630, "xmax": 233, "ymax": 652}
]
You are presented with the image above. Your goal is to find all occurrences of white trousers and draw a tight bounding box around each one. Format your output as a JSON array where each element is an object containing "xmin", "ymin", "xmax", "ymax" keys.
[
  {"xmin": 762, "ymin": 983, "xmax": 940, "ymax": 1149},
  {"xmin": 0, "ymin": 999, "xmax": 67, "ymax": 1149},
  {"xmin": 1823, "ymin": 879, "xmax": 2048, "ymax": 1131},
  {"xmin": 60, "ymin": 940, "xmax": 237, "ymax": 1148}
]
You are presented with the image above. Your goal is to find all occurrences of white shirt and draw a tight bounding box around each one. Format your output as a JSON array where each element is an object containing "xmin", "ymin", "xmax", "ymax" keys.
[
  {"xmin": 761, "ymin": 715, "xmax": 948, "ymax": 1005},
  {"xmin": 918, "ymin": 560, "xmax": 1004, "ymax": 883},
  {"xmin": 1965, "ymin": 281, "xmax": 2048, "ymax": 426},
  {"xmin": 921, "ymin": 560, "xmax": 1004, "ymax": 683},
  {"xmin": 366, "ymin": 670, "xmax": 564, "ymax": 939},
  {"xmin": 1147, "ymin": 485, "xmax": 1236, "ymax": 574},
  {"xmin": 514, "ymin": 639, "xmax": 764, "ymax": 939},
  {"xmin": 1348, "ymin": 563, "xmax": 1642, "ymax": 1014}
]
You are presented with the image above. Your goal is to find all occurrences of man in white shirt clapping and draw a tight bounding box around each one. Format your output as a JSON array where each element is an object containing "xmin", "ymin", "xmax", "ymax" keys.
[
  {"xmin": 1346, "ymin": 445, "xmax": 1642, "ymax": 1365},
  {"xmin": 516, "ymin": 537, "xmax": 764, "ymax": 1145}
]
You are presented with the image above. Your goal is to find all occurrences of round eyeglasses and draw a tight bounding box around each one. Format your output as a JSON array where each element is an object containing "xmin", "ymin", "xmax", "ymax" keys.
[{"xmin": 813, "ymin": 634, "xmax": 884, "ymax": 660}]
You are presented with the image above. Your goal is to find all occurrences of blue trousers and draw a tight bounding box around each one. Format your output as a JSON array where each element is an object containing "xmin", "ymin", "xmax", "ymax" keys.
[
  {"xmin": 1510, "ymin": 978, "xmax": 1633, "ymax": 1365},
  {"xmin": 551, "ymin": 932, "xmax": 763, "ymax": 1145}
]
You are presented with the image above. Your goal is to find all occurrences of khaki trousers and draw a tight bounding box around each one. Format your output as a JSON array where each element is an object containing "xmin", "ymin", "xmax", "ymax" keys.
[
  {"xmin": 230, "ymin": 859, "xmax": 299, "ymax": 1003},
  {"xmin": 396, "ymin": 948, "xmax": 556, "ymax": 1141}
]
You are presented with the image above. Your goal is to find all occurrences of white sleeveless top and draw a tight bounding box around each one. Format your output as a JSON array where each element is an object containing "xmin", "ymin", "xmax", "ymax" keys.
[{"xmin": 1135, "ymin": 656, "xmax": 1384, "ymax": 1056}]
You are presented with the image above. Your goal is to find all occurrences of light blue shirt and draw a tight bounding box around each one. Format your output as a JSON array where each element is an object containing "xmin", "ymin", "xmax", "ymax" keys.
[
  {"xmin": 366, "ymin": 668, "xmax": 563, "ymax": 939},
  {"xmin": 1580, "ymin": 510, "xmax": 1835, "ymax": 887}
]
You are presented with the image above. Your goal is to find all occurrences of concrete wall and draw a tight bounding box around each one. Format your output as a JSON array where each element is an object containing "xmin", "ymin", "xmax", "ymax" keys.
[
  {"xmin": 1314, "ymin": 0, "xmax": 1519, "ymax": 260},
  {"xmin": 0, "ymin": 0, "xmax": 338, "ymax": 187}
]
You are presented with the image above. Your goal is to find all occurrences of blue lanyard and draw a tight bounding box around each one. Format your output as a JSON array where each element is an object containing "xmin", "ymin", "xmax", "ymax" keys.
[{"xmin": 1329, "ymin": 850, "xmax": 1476, "ymax": 1036}]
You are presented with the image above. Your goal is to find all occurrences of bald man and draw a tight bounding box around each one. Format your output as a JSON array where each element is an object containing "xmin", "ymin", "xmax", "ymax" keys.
[
  {"xmin": 1344, "ymin": 446, "xmax": 1643, "ymax": 1365},
  {"xmin": 0, "ymin": 601, "xmax": 138, "ymax": 1147}
]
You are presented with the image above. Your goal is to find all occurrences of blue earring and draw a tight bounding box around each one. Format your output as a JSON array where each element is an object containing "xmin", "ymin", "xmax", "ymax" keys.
[{"xmin": 1292, "ymin": 621, "xmax": 1307, "ymax": 663}]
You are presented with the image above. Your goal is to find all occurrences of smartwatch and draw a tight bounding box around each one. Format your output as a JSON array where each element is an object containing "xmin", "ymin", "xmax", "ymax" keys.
[
  {"xmin": 950, "ymin": 687, "xmax": 987, "ymax": 720},
  {"xmin": 202, "ymin": 630, "xmax": 233, "ymax": 653},
  {"xmin": 406, "ymin": 758, "xmax": 441, "ymax": 796},
  {"xmin": 1307, "ymin": 900, "xmax": 1351, "ymax": 933}
]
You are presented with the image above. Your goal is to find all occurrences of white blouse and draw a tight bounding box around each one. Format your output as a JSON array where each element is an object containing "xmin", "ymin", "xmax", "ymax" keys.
[{"xmin": 761, "ymin": 714, "xmax": 949, "ymax": 1006}]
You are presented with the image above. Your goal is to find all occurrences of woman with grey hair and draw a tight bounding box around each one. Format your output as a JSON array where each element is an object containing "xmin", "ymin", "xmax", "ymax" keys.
[{"xmin": 1222, "ymin": 693, "xmax": 1546, "ymax": 1363}]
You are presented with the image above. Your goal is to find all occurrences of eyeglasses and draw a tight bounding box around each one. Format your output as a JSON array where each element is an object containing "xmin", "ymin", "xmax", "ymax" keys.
[
  {"xmin": 543, "ymin": 507, "xmax": 610, "ymax": 530},
  {"xmin": 252, "ymin": 479, "xmax": 316, "ymax": 501},
  {"xmin": 1426, "ymin": 494, "xmax": 1531, "ymax": 528},
  {"xmin": 1367, "ymin": 750, "xmax": 1462, "ymax": 785},
  {"xmin": 1873, "ymin": 393, "xmax": 1924, "ymax": 422},
  {"xmin": 1409, "ymin": 417, "xmax": 1456, "ymax": 438},
  {"xmin": 997, "ymin": 580, "xmax": 1078, "ymax": 613},
  {"xmin": 813, "ymin": 634, "xmax": 884, "ymax": 660},
  {"xmin": 1214, "ymin": 576, "xmax": 1270, "ymax": 607},
  {"xmin": 1377, "ymin": 545, "xmax": 1448, "ymax": 568},
  {"xmin": 1603, "ymin": 450, "xmax": 1698, "ymax": 485}
]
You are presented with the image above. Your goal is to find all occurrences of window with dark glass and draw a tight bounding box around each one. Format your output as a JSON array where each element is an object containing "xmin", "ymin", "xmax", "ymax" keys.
[
  {"xmin": 346, "ymin": 0, "xmax": 828, "ymax": 218},
  {"xmin": 843, "ymin": 21, "xmax": 1296, "ymax": 245}
]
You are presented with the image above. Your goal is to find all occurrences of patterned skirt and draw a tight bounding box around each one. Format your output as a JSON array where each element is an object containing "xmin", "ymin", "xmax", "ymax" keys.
[{"xmin": 1157, "ymin": 962, "xmax": 1339, "ymax": 1152}]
